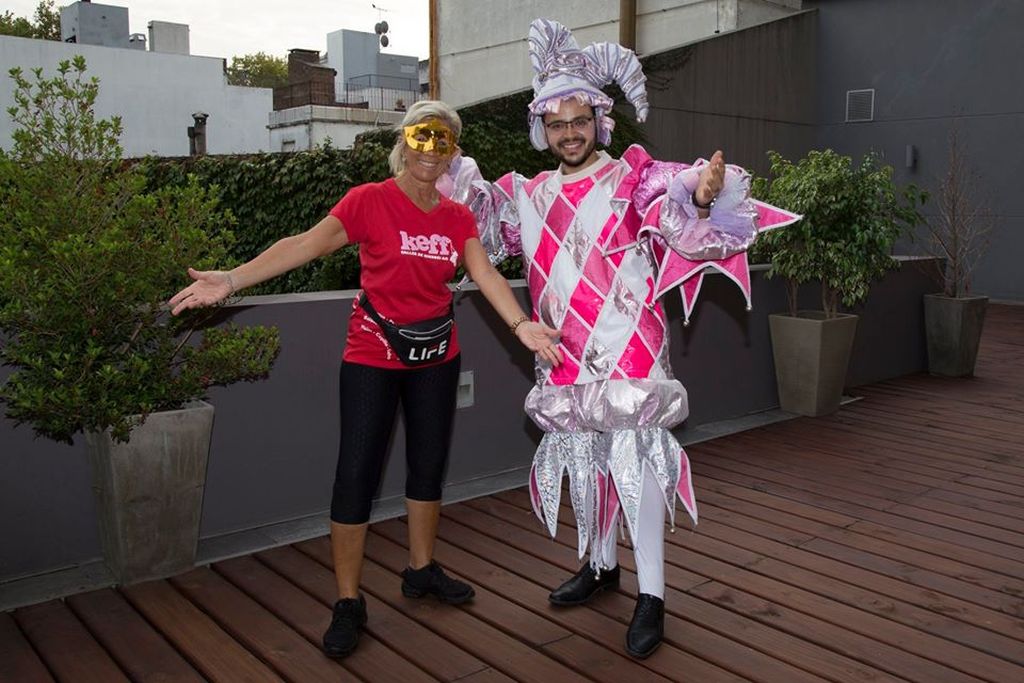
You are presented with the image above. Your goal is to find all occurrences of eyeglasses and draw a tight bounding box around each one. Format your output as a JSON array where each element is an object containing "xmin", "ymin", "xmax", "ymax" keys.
[
  {"xmin": 543, "ymin": 116, "xmax": 594, "ymax": 133},
  {"xmin": 404, "ymin": 121, "xmax": 456, "ymax": 156}
]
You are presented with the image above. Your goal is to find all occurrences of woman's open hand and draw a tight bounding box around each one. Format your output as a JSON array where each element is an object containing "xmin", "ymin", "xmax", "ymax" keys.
[
  {"xmin": 515, "ymin": 320, "xmax": 563, "ymax": 366},
  {"xmin": 168, "ymin": 268, "xmax": 233, "ymax": 316}
]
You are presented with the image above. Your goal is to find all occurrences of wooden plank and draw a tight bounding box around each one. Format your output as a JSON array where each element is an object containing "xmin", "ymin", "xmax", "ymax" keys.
[
  {"xmin": 803, "ymin": 414, "xmax": 1024, "ymax": 480},
  {"xmin": 65, "ymin": 589, "xmax": 204, "ymax": 683},
  {"xmin": 883, "ymin": 501, "xmax": 1024, "ymax": 547},
  {"xmin": 254, "ymin": 544, "xmax": 486, "ymax": 681},
  {"xmin": 678, "ymin": 508, "xmax": 1024, "ymax": 663},
  {"xmin": 673, "ymin": 530, "xmax": 1024, "ymax": 680},
  {"xmin": 13, "ymin": 600, "xmax": 128, "ymax": 683},
  {"xmin": 451, "ymin": 669, "xmax": 518, "ymax": 683},
  {"xmin": 169, "ymin": 567, "xmax": 362, "ymax": 682},
  {"xmin": 121, "ymin": 580, "xmax": 282, "ymax": 683},
  {"xmin": 539, "ymin": 634, "xmax": 677, "ymax": 683},
  {"xmin": 294, "ymin": 537, "xmax": 587, "ymax": 683},
  {"xmin": 850, "ymin": 400, "xmax": 1024, "ymax": 446},
  {"xmin": 796, "ymin": 537, "xmax": 1024, "ymax": 631},
  {"xmin": 721, "ymin": 429, "xmax": 966, "ymax": 491},
  {"xmin": 369, "ymin": 520, "xmax": 573, "ymax": 646},
  {"xmin": 213, "ymin": 553, "xmax": 438, "ymax": 682},
  {"xmin": 698, "ymin": 440, "xmax": 923, "ymax": 504},
  {"xmin": 698, "ymin": 489, "xmax": 1024, "ymax": 621},
  {"xmin": 693, "ymin": 457, "xmax": 1024, "ymax": 568},
  {"xmin": 843, "ymin": 520, "xmax": 1024, "ymax": 577},
  {"xmin": 0, "ymin": 612, "xmax": 54, "ymax": 683},
  {"xmin": 949, "ymin": 476, "xmax": 1024, "ymax": 500},
  {"xmin": 705, "ymin": 432, "xmax": 937, "ymax": 498},
  {"xmin": 807, "ymin": 524, "xmax": 1024, "ymax": 600},
  {"xmin": 372, "ymin": 517, "xmax": 747, "ymax": 683},
  {"xmin": 428, "ymin": 508, "xmax": 892, "ymax": 683},
  {"xmin": 497, "ymin": 485, "xmax": 1021, "ymax": 681},
  {"xmin": 915, "ymin": 488, "xmax": 1024, "ymax": 524},
  {"xmin": 463, "ymin": 494, "xmax": 725, "ymax": 586},
  {"xmin": 760, "ymin": 415, "xmax": 1024, "ymax": 481},
  {"xmin": 698, "ymin": 476, "xmax": 860, "ymax": 528},
  {"xmin": 477, "ymin": 489, "xmax": 999, "ymax": 683},
  {"xmin": 688, "ymin": 581, "xmax": 985, "ymax": 683}
]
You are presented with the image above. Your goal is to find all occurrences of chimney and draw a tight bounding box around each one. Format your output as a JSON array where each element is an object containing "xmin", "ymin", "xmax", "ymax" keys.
[{"xmin": 188, "ymin": 112, "xmax": 209, "ymax": 156}]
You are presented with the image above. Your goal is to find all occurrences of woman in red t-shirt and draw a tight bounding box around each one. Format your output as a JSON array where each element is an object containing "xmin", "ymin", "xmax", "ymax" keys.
[{"xmin": 169, "ymin": 101, "xmax": 561, "ymax": 659}]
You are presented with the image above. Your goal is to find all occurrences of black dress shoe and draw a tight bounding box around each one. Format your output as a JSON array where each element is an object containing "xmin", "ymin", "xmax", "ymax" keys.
[
  {"xmin": 626, "ymin": 593, "xmax": 664, "ymax": 659},
  {"xmin": 322, "ymin": 594, "xmax": 367, "ymax": 658},
  {"xmin": 548, "ymin": 564, "xmax": 620, "ymax": 606}
]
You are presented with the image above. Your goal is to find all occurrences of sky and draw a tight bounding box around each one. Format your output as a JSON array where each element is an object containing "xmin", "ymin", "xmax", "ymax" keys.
[{"xmin": 4, "ymin": 0, "xmax": 430, "ymax": 60}]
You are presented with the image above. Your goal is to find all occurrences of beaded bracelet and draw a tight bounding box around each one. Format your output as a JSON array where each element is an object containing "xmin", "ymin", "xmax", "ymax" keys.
[{"xmin": 509, "ymin": 315, "xmax": 529, "ymax": 334}]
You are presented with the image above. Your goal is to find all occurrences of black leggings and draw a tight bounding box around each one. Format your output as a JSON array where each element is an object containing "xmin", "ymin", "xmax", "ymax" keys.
[{"xmin": 330, "ymin": 356, "xmax": 461, "ymax": 524}]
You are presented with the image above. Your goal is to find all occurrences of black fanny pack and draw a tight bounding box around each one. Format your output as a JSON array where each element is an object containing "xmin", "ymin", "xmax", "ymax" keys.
[{"xmin": 358, "ymin": 293, "xmax": 454, "ymax": 366}]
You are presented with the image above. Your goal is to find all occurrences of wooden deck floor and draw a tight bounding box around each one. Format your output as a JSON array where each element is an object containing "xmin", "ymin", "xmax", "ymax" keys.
[{"xmin": 3, "ymin": 304, "xmax": 1022, "ymax": 682}]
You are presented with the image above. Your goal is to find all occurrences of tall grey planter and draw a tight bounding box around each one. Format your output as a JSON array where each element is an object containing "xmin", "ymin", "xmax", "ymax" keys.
[
  {"xmin": 85, "ymin": 401, "xmax": 214, "ymax": 585},
  {"xmin": 924, "ymin": 294, "xmax": 988, "ymax": 377},
  {"xmin": 769, "ymin": 312, "xmax": 858, "ymax": 417}
]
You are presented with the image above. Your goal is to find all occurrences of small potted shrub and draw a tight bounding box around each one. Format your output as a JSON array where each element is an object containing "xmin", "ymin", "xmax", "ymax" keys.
[
  {"xmin": 0, "ymin": 57, "xmax": 280, "ymax": 582},
  {"xmin": 922, "ymin": 128, "xmax": 991, "ymax": 377},
  {"xmin": 752, "ymin": 149, "xmax": 925, "ymax": 415}
]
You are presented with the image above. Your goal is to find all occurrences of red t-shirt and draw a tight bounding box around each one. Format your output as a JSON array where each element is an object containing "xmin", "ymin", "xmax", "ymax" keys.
[{"xmin": 330, "ymin": 178, "xmax": 479, "ymax": 369}]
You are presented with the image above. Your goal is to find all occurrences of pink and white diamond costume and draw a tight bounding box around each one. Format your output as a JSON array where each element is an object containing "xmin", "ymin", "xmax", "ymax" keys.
[{"xmin": 441, "ymin": 19, "xmax": 799, "ymax": 591}]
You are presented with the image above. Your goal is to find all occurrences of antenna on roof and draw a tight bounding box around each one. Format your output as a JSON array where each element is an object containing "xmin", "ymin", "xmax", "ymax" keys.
[{"xmin": 372, "ymin": 3, "xmax": 391, "ymax": 48}]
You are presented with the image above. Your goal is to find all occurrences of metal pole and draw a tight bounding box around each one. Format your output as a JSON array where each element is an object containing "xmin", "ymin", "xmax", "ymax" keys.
[
  {"xmin": 619, "ymin": 0, "xmax": 636, "ymax": 50},
  {"xmin": 429, "ymin": 0, "xmax": 439, "ymax": 99}
]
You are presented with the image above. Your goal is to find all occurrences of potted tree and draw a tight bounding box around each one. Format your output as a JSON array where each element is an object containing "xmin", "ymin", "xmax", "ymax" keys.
[
  {"xmin": 923, "ymin": 128, "xmax": 991, "ymax": 377},
  {"xmin": 752, "ymin": 149, "xmax": 925, "ymax": 416},
  {"xmin": 0, "ymin": 58, "xmax": 280, "ymax": 583}
]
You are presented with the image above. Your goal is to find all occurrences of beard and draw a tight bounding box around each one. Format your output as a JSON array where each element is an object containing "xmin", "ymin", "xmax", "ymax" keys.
[{"xmin": 549, "ymin": 133, "xmax": 598, "ymax": 172}]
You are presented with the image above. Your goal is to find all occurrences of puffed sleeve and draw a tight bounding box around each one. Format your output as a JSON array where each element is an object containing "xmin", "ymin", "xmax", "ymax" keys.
[
  {"xmin": 437, "ymin": 154, "xmax": 522, "ymax": 266},
  {"xmin": 636, "ymin": 156, "xmax": 759, "ymax": 261}
]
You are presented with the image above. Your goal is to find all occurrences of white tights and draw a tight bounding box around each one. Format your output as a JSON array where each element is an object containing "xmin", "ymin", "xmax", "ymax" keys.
[{"xmin": 592, "ymin": 466, "xmax": 666, "ymax": 599}]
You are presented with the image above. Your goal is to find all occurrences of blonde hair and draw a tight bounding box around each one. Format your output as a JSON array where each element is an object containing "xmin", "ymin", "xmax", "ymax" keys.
[{"xmin": 388, "ymin": 100, "xmax": 463, "ymax": 176}]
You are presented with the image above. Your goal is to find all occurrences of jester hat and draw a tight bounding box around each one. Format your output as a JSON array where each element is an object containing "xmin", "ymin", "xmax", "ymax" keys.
[{"xmin": 527, "ymin": 18, "xmax": 649, "ymax": 151}]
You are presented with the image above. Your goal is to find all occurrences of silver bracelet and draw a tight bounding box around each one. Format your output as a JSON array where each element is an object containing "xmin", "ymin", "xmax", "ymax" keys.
[{"xmin": 225, "ymin": 272, "xmax": 236, "ymax": 295}]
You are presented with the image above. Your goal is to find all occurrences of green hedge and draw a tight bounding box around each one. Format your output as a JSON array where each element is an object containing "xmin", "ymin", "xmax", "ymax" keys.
[{"xmin": 139, "ymin": 91, "xmax": 645, "ymax": 294}]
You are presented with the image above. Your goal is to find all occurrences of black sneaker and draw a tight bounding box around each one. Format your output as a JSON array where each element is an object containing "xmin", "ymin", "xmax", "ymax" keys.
[
  {"xmin": 322, "ymin": 594, "xmax": 367, "ymax": 658},
  {"xmin": 400, "ymin": 560, "xmax": 475, "ymax": 604}
]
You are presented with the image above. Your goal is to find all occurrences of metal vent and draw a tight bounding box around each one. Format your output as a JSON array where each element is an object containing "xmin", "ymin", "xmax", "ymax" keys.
[{"xmin": 846, "ymin": 89, "xmax": 875, "ymax": 122}]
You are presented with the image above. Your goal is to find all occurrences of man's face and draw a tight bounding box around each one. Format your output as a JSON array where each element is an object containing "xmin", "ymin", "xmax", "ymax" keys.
[{"xmin": 542, "ymin": 100, "xmax": 599, "ymax": 173}]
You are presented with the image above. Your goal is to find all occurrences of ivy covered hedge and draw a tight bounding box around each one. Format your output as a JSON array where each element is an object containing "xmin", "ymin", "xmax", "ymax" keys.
[{"xmin": 139, "ymin": 90, "xmax": 645, "ymax": 294}]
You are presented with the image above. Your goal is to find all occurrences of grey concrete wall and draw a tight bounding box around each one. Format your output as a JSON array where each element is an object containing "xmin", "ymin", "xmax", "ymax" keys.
[
  {"xmin": 642, "ymin": 10, "xmax": 817, "ymax": 177},
  {"xmin": 806, "ymin": 0, "xmax": 1024, "ymax": 301},
  {"xmin": 0, "ymin": 263, "xmax": 937, "ymax": 583}
]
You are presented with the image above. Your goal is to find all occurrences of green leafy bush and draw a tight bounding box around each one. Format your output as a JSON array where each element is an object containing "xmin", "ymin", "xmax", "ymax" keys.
[
  {"xmin": 135, "ymin": 91, "xmax": 647, "ymax": 290},
  {"xmin": 752, "ymin": 149, "xmax": 926, "ymax": 317},
  {"xmin": 0, "ymin": 57, "xmax": 280, "ymax": 443}
]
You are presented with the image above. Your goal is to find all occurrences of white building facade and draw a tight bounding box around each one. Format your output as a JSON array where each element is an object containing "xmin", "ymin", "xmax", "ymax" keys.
[
  {"xmin": 268, "ymin": 105, "xmax": 403, "ymax": 152},
  {"xmin": 0, "ymin": 34, "xmax": 272, "ymax": 157},
  {"xmin": 436, "ymin": 0, "xmax": 802, "ymax": 107}
]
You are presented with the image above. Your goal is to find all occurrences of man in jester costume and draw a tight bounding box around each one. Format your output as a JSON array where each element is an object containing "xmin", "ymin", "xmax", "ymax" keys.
[{"xmin": 440, "ymin": 19, "xmax": 799, "ymax": 658}]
